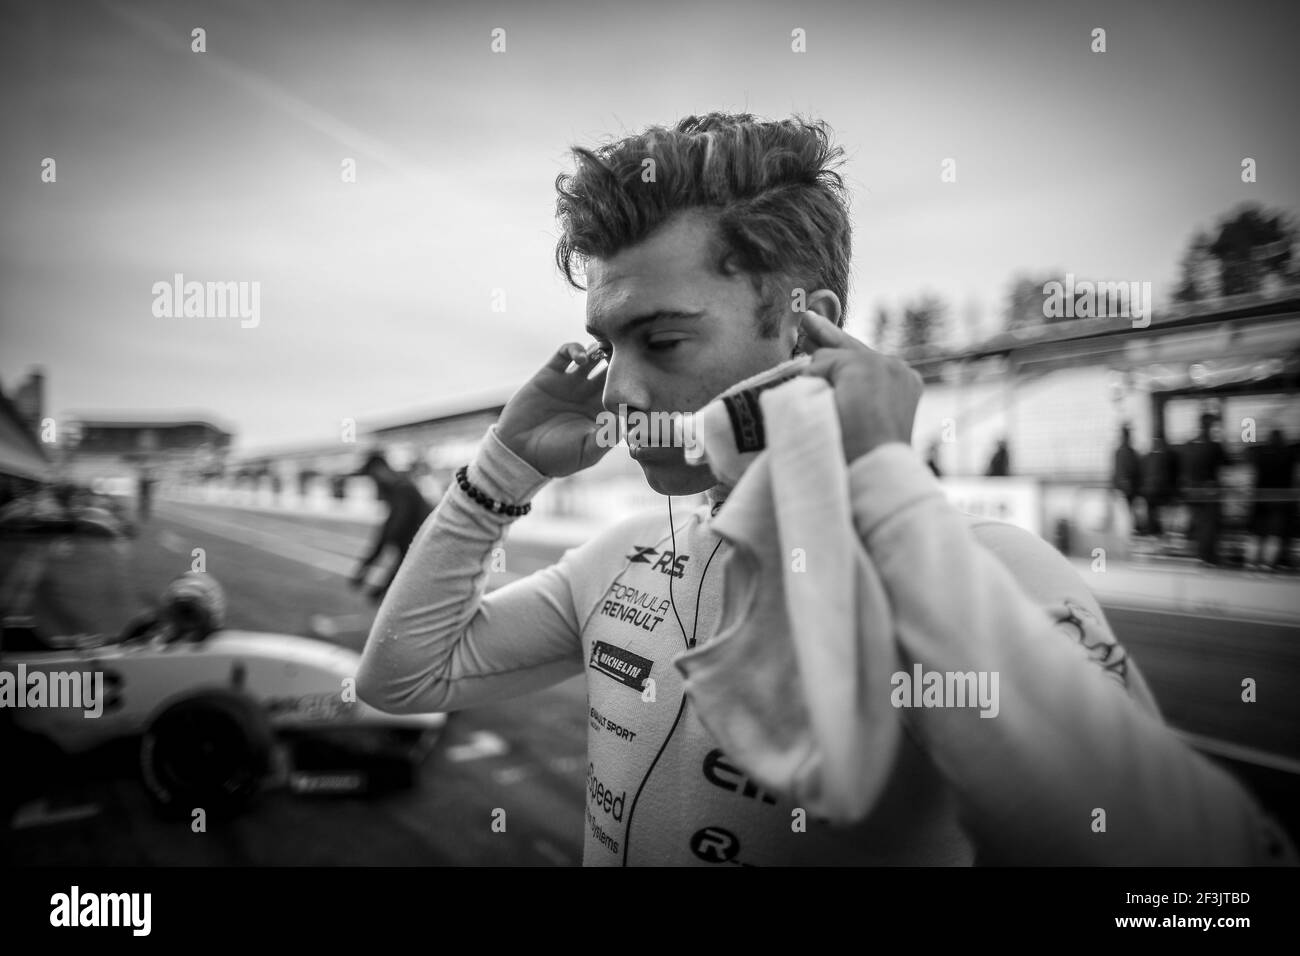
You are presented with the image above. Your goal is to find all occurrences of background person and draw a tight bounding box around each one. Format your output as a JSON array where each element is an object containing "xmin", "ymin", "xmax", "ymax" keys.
[
  {"xmin": 135, "ymin": 468, "xmax": 155, "ymax": 522},
  {"xmin": 1141, "ymin": 434, "xmax": 1179, "ymax": 539},
  {"xmin": 1112, "ymin": 424, "xmax": 1142, "ymax": 533},
  {"xmin": 985, "ymin": 438, "xmax": 1011, "ymax": 477},
  {"xmin": 1248, "ymin": 428, "xmax": 1296, "ymax": 570},
  {"xmin": 349, "ymin": 451, "xmax": 433, "ymax": 604},
  {"xmin": 1181, "ymin": 413, "xmax": 1229, "ymax": 566}
]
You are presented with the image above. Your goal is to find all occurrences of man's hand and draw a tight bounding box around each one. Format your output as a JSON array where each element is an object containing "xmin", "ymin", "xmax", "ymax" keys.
[
  {"xmin": 495, "ymin": 342, "xmax": 611, "ymax": 478},
  {"xmin": 348, "ymin": 566, "xmax": 368, "ymax": 590},
  {"xmin": 798, "ymin": 310, "xmax": 923, "ymax": 464}
]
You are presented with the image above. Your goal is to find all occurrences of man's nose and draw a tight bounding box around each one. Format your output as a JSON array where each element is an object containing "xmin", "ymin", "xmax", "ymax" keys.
[{"xmin": 601, "ymin": 353, "xmax": 652, "ymax": 417}]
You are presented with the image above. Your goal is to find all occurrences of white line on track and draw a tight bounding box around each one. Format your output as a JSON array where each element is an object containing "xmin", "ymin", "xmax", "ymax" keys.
[
  {"xmin": 547, "ymin": 755, "xmax": 585, "ymax": 774},
  {"xmin": 532, "ymin": 838, "xmax": 572, "ymax": 865},
  {"xmin": 1099, "ymin": 601, "xmax": 1299, "ymax": 629},
  {"xmin": 445, "ymin": 730, "xmax": 509, "ymax": 762},
  {"xmin": 491, "ymin": 764, "xmax": 538, "ymax": 786},
  {"xmin": 11, "ymin": 799, "xmax": 102, "ymax": 830},
  {"xmin": 155, "ymin": 529, "xmax": 188, "ymax": 553}
]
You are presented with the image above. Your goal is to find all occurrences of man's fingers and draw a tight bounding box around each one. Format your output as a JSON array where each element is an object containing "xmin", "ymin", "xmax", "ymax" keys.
[
  {"xmin": 569, "ymin": 342, "xmax": 608, "ymax": 374},
  {"xmin": 797, "ymin": 310, "xmax": 851, "ymax": 350},
  {"xmin": 545, "ymin": 342, "xmax": 589, "ymax": 374},
  {"xmin": 801, "ymin": 350, "xmax": 843, "ymax": 382},
  {"xmin": 802, "ymin": 347, "xmax": 879, "ymax": 387},
  {"xmin": 798, "ymin": 310, "xmax": 874, "ymax": 355}
]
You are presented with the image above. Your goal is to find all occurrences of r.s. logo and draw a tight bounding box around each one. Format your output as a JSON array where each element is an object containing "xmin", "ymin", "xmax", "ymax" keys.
[{"xmin": 624, "ymin": 546, "xmax": 689, "ymax": 579}]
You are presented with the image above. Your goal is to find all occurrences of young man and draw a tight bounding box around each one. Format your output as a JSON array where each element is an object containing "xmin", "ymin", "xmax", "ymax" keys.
[{"xmin": 358, "ymin": 113, "xmax": 1293, "ymax": 866}]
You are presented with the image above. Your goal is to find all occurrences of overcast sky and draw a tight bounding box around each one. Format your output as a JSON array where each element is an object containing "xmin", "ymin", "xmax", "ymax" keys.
[{"xmin": 1, "ymin": 0, "xmax": 1296, "ymax": 453}]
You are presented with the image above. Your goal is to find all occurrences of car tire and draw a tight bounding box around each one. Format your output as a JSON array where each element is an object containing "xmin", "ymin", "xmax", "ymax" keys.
[{"xmin": 140, "ymin": 691, "xmax": 273, "ymax": 819}]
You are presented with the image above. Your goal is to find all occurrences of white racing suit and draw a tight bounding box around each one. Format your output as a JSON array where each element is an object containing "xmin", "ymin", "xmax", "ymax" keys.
[{"xmin": 357, "ymin": 427, "xmax": 1295, "ymax": 866}]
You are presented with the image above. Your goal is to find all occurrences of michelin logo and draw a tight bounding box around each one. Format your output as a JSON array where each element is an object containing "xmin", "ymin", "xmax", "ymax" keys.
[{"xmin": 588, "ymin": 641, "xmax": 653, "ymax": 691}]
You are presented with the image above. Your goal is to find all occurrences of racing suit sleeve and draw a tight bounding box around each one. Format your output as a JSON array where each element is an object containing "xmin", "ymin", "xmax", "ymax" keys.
[
  {"xmin": 848, "ymin": 442, "xmax": 1296, "ymax": 866},
  {"xmin": 355, "ymin": 427, "xmax": 586, "ymax": 714}
]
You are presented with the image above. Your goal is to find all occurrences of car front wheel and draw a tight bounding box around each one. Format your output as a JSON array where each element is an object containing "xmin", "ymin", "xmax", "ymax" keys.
[{"xmin": 140, "ymin": 691, "xmax": 273, "ymax": 819}]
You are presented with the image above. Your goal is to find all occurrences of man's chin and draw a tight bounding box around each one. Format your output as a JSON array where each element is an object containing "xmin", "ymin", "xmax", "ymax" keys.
[{"xmin": 633, "ymin": 450, "xmax": 716, "ymax": 496}]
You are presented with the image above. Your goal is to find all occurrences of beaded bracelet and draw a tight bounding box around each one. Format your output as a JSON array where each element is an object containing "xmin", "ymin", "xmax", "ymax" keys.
[{"xmin": 455, "ymin": 465, "xmax": 531, "ymax": 517}]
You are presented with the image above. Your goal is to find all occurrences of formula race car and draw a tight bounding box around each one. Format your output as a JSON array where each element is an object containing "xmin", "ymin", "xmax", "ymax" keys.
[{"xmin": 0, "ymin": 572, "xmax": 445, "ymax": 818}]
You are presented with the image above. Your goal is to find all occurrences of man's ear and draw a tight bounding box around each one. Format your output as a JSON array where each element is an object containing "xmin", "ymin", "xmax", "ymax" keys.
[
  {"xmin": 789, "ymin": 289, "xmax": 844, "ymax": 353},
  {"xmin": 805, "ymin": 289, "xmax": 843, "ymax": 326}
]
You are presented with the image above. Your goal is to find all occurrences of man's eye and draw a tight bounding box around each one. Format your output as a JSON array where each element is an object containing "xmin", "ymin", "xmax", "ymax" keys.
[{"xmin": 648, "ymin": 338, "xmax": 686, "ymax": 352}]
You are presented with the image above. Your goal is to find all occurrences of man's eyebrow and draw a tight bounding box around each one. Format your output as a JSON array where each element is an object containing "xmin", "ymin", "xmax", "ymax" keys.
[{"xmin": 585, "ymin": 310, "xmax": 705, "ymax": 339}]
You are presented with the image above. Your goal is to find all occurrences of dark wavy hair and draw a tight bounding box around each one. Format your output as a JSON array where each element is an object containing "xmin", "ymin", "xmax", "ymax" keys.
[{"xmin": 554, "ymin": 112, "xmax": 852, "ymax": 334}]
